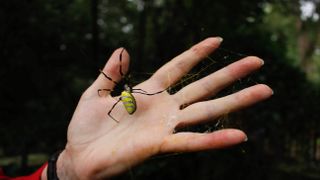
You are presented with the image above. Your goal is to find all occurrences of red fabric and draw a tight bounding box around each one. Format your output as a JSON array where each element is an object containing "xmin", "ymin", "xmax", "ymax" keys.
[{"xmin": 0, "ymin": 164, "xmax": 47, "ymax": 180}]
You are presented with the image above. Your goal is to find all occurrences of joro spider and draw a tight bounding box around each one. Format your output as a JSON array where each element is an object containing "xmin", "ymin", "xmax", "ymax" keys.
[{"xmin": 98, "ymin": 48, "xmax": 167, "ymax": 123}]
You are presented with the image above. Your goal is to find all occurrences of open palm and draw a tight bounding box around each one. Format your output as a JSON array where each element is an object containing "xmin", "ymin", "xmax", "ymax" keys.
[{"xmin": 56, "ymin": 37, "xmax": 273, "ymax": 179}]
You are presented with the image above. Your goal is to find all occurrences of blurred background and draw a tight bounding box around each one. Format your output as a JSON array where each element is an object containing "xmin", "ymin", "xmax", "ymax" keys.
[{"xmin": 1, "ymin": 0, "xmax": 320, "ymax": 179}]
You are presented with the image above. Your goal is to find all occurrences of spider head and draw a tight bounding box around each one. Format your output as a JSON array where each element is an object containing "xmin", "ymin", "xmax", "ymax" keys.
[{"xmin": 124, "ymin": 84, "xmax": 132, "ymax": 92}]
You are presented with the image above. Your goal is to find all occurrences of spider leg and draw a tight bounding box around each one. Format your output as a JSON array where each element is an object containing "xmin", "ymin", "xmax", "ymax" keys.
[
  {"xmin": 108, "ymin": 97, "xmax": 122, "ymax": 123},
  {"xmin": 132, "ymin": 88, "xmax": 168, "ymax": 96},
  {"xmin": 131, "ymin": 88, "xmax": 148, "ymax": 93},
  {"xmin": 98, "ymin": 89, "xmax": 113, "ymax": 96},
  {"xmin": 99, "ymin": 69, "xmax": 118, "ymax": 85},
  {"xmin": 119, "ymin": 48, "xmax": 126, "ymax": 78}
]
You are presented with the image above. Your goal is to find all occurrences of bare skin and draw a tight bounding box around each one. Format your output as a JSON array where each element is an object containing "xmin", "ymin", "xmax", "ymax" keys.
[{"xmin": 41, "ymin": 37, "xmax": 273, "ymax": 179}]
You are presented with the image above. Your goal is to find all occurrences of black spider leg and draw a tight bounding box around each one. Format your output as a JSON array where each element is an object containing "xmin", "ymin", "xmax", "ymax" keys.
[
  {"xmin": 98, "ymin": 48, "xmax": 127, "ymax": 94},
  {"xmin": 98, "ymin": 48, "xmax": 128, "ymax": 123},
  {"xmin": 132, "ymin": 88, "xmax": 168, "ymax": 95},
  {"xmin": 97, "ymin": 71, "xmax": 117, "ymax": 95},
  {"xmin": 119, "ymin": 48, "xmax": 126, "ymax": 78},
  {"xmin": 98, "ymin": 48, "xmax": 126, "ymax": 84},
  {"xmin": 131, "ymin": 88, "xmax": 148, "ymax": 93},
  {"xmin": 99, "ymin": 70, "xmax": 119, "ymax": 86},
  {"xmin": 98, "ymin": 66, "xmax": 120, "ymax": 95},
  {"xmin": 108, "ymin": 97, "xmax": 122, "ymax": 123}
]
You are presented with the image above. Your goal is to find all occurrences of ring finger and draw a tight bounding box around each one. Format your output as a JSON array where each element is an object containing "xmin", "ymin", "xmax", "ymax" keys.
[{"xmin": 176, "ymin": 84, "xmax": 273, "ymax": 127}]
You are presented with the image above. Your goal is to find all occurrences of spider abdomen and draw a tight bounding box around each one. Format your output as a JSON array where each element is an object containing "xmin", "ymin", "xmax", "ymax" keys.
[{"xmin": 121, "ymin": 91, "xmax": 137, "ymax": 114}]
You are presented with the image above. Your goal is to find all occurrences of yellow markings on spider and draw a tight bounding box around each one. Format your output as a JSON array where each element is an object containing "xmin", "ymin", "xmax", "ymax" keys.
[
  {"xmin": 98, "ymin": 48, "xmax": 167, "ymax": 123},
  {"xmin": 121, "ymin": 90, "xmax": 137, "ymax": 114}
]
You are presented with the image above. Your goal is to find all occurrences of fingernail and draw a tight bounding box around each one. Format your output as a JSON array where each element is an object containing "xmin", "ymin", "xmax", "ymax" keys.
[
  {"xmin": 243, "ymin": 136, "xmax": 248, "ymax": 142},
  {"xmin": 217, "ymin": 37, "xmax": 223, "ymax": 43},
  {"xmin": 260, "ymin": 59, "xmax": 265, "ymax": 65}
]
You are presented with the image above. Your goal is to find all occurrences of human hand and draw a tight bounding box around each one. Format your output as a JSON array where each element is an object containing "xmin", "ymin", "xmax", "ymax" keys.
[{"xmin": 52, "ymin": 37, "xmax": 273, "ymax": 179}]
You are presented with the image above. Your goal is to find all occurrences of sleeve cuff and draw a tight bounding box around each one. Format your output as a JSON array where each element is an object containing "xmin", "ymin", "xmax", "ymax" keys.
[{"xmin": 12, "ymin": 163, "xmax": 47, "ymax": 180}]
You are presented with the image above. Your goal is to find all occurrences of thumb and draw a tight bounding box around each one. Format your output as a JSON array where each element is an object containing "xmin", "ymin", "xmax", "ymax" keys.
[{"xmin": 88, "ymin": 48, "xmax": 130, "ymax": 95}]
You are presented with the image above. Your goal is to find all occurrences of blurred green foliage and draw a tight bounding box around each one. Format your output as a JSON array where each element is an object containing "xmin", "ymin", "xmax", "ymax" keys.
[{"xmin": 0, "ymin": 0, "xmax": 320, "ymax": 179}]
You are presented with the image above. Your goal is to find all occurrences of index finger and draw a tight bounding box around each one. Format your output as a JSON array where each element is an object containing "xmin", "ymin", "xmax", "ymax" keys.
[{"xmin": 150, "ymin": 37, "xmax": 223, "ymax": 88}]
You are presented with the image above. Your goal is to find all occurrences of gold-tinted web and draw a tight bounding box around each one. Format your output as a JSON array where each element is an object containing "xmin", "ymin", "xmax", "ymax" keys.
[{"xmin": 129, "ymin": 47, "xmax": 259, "ymax": 133}]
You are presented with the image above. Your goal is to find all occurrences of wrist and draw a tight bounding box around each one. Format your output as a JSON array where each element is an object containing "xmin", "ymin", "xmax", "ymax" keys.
[
  {"xmin": 41, "ymin": 149, "xmax": 79, "ymax": 180},
  {"xmin": 56, "ymin": 149, "xmax": 79, "ymax": 180}
]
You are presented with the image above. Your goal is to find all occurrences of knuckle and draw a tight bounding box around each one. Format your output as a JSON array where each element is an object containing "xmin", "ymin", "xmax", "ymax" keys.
[
  {"xmin": 190, "ymin": 46, "xmax": 206, "ymax": 57},
  {"xmin": 235, "ymin": 89, "xmax": 253, "ymax": 103},
  {"xmin": 201, "ymin": 80, "xmax": 214, "ymax": 96},
  {"xmin": 203, "ymin": 102, "xmax": 215, "ymax": 120},
  {"xmin": 190, "ymin": 38, "xmax": 220, "ymax": 57}
]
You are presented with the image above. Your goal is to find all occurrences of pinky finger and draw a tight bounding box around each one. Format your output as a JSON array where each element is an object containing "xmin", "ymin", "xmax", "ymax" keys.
[{"xmin": 160, "ymin": 129, "xmax": 247, "ymax": 153}]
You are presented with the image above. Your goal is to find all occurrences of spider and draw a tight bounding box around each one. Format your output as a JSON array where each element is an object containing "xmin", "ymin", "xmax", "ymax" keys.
[{"xmin": 98, "ymin": 48, "xmax": 167, "ymax": 123}]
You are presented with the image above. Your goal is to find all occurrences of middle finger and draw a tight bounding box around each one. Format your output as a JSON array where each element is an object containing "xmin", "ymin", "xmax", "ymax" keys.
[{"xmin": 174, "ymin": 56, "xmax": 264, "ymax": 107}]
